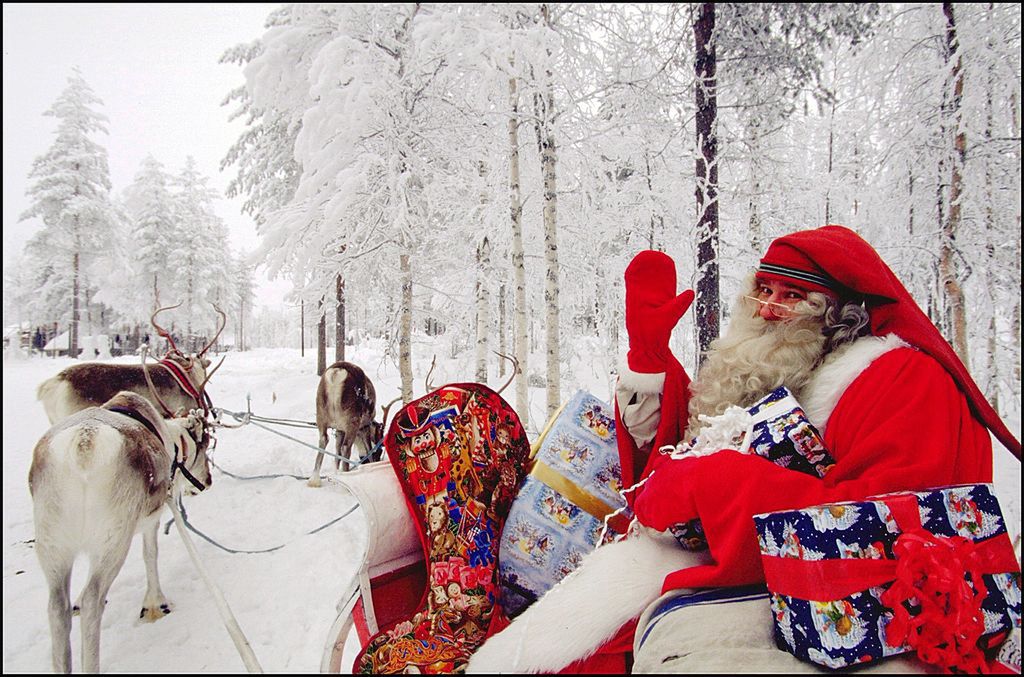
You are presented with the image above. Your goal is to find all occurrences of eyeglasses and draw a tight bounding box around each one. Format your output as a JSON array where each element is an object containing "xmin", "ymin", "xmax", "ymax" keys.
[{"xmin": 742, "ymin": 295, "xmax": 794, "ymax": 312}]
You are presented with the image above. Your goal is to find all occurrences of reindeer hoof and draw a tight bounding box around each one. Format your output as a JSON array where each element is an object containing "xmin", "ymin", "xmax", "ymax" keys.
[
  {"xmin": 307, "ymin": 477, "xmax": 322, "ymax": 488},
  {"xmin": 140, "ymin": 602, "xmax": 173, "ymax": 622}
]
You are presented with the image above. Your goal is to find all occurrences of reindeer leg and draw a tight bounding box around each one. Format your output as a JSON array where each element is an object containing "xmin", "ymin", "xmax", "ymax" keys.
[
  {"xmin": 335, "ymin": 430, "xmax": 348, "ymax": 472},
  {"xmin": 139, "ymin": 516, "xmax": 172, "ymax": 621},
  {"xmin": 81, "ymin": 533, "xmax": 133, "ymax": 674},
  {"xmin": 308, "ymin": 428, "xmax": 329, "ymax": 488},
  {"xmin": 38, "ymin": 545, "xmax": 73, "ymax": 674}
]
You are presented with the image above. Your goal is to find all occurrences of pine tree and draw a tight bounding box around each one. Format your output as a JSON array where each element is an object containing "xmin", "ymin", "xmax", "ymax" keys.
[
  {"xmin": 123, "ymin": 155, "xmax": 178, "ymax": 309},
  {"xmin": 19, "ymin": 68, "xmax": 118, "ymax": 356}
]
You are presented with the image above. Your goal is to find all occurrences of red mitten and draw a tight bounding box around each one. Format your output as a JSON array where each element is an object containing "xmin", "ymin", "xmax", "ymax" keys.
[
  {"xmin": 632, "ymin": 456, "xmax": 700, "ymax": 531},
  {"xmin": 624, "ymin": 251, "xmax": 694, "ymax": 374}
]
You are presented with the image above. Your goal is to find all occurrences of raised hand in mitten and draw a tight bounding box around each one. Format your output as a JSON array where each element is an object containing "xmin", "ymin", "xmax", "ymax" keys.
[{"xmin": 624, "ymin": 250, "xmax": 695, "ymax": 374}]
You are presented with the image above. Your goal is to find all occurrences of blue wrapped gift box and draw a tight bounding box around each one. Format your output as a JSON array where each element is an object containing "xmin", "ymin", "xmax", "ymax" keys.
[
  {"xmin": 497, "ymin": 390, "xmax": 628, "ymax": 618},
  {"xmin": 753, "ymin": 484, "xmax": 1022, "ymax": 670},
  {"xmin": 669, "ymin": 386, "xmax": 835, "ymax": 551}
]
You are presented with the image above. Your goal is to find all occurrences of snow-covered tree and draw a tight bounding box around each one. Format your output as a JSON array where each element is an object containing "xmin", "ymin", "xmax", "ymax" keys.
[
  {"xmin": 18, "ymin": 68, "xmax": 119, "ymax": 355},
  {"xmin": 122, "ymin": 155, "xmax": 178, "ymax": 310},
  {"xmin": 169, "ymin": 156, "xmax": 235, "ymax": 349}
]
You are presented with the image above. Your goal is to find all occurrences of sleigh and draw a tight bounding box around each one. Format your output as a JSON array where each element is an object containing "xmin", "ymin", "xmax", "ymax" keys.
[
  {"xmin": 321, "ymin": 459, "xmax": 426, "ymax": 672},
  {"xmin": 318, "ymin": 388, "xmax": 1021, "ymax": 674}
]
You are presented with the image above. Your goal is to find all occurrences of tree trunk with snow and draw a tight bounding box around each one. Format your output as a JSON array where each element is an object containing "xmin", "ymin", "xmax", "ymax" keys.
[
  {"xmin": 694, "ymin": 2, "xmax": 719, "ymax": 366},
  {"xmin": 534, "ymin": 4, "xmax": 561, "ymax": 418},
  {"xmin": 400, "ymin": 252, "xmax": 414, "ymax": 403},
  {"xmin": 509, "ymin": 72, "xmax": 529, "ymax": 428},
  {"xmin": 317, "ymin": 297, "xmax": 326, "ymax": 376},
  {"xmin": 1012, "ymin": 89, "xmax": 1022, "ymax": 400},
  {"xmin": 335, "ymin": 274, "xmax": 345, "ymax": 363},
  {"xmin": 498, "ymin": 283, "xmax": 507, "ymax": 378},
  {"xmin": 476, "ymin": 235, "xmax": 491, "ymax": 384},
  {"xmin": 71, "ymin": 249, "xmax": 80, "ymax": 358},
  {"xmin": 940, "ymin": 2, "xmax": 970, "ymax": 369}
]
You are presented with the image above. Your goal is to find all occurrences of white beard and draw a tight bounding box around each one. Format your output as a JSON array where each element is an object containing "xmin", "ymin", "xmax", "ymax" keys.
[{"xmin": 686, "ymin": 297, "xmax": 828, "ymax": 438}]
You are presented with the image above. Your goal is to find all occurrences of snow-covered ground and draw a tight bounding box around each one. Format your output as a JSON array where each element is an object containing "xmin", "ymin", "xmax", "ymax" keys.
[
  {"xmin": 2, "ymin": 342, "xmax": 1020, "ymax": 673},
  {"xmin": 2, "ymin": 339, "xmax": 617, "ymax": 674}
]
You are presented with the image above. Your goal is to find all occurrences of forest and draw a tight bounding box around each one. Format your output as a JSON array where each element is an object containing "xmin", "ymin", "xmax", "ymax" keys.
[{"xmin": 5, "ymin": 3, "xmax": 1021, "ymax": 428}]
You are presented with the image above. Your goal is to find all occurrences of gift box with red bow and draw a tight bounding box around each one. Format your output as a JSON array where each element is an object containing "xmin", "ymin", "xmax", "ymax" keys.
[{"xmin": 753, "ymin": 484, "xmax": 1022, "ymax": 671}]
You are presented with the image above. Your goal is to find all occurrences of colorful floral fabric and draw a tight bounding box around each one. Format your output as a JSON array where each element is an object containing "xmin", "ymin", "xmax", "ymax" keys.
[{"xmin": 354, "ymin": 384, "xmax": 530, "ymax": 674}]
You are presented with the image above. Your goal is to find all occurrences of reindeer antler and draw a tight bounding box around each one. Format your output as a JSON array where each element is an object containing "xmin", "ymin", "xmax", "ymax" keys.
[
  {"xmin": 380, "ymin": 395, "xmax": 402, "ymax": 431},
  {"xmin": 493, "ymin": 351, "xmax": 519, "ymax": 395},
  {"xmin": 140, "ymin": 347, "xmax": 176, "ymax": 418},
  {"xmin": 198, "ymin": 304, "xmax": 227, "ymax": 358},
  {"xmin": 193, "ymin": 353, "xmax": 226, "ymax": 421},
  {"xmin": 424, "ymin": 355, "xmax": 438, "ymax": 394},
  {"xmin": 151, "ymin": 302, "xmax": 184, "ymax": 355}
]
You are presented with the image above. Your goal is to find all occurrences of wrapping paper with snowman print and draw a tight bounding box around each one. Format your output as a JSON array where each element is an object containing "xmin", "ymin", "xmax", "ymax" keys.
[{"xmin": 753, "ymin": 484, "xmax": 1021, "ymax": 671}]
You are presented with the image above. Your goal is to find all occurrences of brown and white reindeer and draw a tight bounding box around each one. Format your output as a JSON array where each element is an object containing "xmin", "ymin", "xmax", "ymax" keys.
[
  {"xmin": 29, "ymin": 391, "xmax": 213, "ymax": 674},
  {"xmin": 308, "ymin": 361, "xmax": 399, "ymax": 488},
  {"xmin": 37, "ymin": 304, "xmax": 226, "ymax": 424}
]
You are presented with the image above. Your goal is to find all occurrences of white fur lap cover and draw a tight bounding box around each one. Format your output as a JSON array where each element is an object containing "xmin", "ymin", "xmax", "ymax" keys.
[{"xmin": 466, "ymin": 528, "xmax": 710, "ymax": 673}]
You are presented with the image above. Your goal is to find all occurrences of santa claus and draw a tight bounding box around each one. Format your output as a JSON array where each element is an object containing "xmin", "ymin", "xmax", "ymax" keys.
[{"xmin": 467, "ymin": 224, "xmax": 1020, "ymax": 674}]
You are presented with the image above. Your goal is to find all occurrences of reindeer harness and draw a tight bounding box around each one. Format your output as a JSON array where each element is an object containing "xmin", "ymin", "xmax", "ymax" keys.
[
  {"xmin": 108, "ymin": 403, "xmax": 207, "ymax": 493},
  {"xmin": 159, "ymin": 356, "xmax": 213, "ymax": 412}
]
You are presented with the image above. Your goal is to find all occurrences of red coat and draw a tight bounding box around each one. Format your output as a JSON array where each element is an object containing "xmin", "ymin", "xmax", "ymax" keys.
[{"xmin": 632, "ymin": 345, "xmax": 993, "ymax": 592}]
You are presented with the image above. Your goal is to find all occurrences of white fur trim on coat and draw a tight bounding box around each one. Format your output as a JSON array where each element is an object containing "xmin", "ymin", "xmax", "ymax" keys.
[
  {"xmin": 466, "ymin": 527, "xmax": 711, "ymax": 674},
  {"xmin": 800, "ymin": 333, "xmax": 908, "ymax": 434},
  {"xmin": 616, "ymin": 357, "xmax": 666, "ymax": 395}
]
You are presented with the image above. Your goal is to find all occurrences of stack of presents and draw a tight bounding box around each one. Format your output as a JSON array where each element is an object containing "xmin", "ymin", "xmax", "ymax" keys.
[{"xmin": 352, "ymin": 383, "xmax": 1021, "ymax": 673}]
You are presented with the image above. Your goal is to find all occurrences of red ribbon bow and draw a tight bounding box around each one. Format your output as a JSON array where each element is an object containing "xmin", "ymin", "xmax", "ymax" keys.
[{"xmin": 880, "ymin": 528, "xmax": 990, "ymax": 673}]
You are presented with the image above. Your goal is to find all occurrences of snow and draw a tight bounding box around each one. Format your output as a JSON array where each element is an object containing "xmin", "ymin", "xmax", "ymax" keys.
[
  {"xmin": 3, "ymin": 348, "xmax": 374, "ymax": 674},
  {"xmin": 3, "ymin": 342, "xmax": 1020, "ymax": 673}
]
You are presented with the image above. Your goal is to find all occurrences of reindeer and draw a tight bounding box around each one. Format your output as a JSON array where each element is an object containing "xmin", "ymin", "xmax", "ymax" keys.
[
  {"xmin": 309, "ymin": 361, "xmax": 399, "ymax": 488},
  {"xmin": 37, "ymin": 304, "xmax": 226, "ymax": 424},
  {"xmin": 29, "ymin": 391, "xmax": 213, "ymax": 674}
]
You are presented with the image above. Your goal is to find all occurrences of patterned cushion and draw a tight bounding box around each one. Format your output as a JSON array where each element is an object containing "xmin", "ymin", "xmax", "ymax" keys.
[{"xmin": 354, "ymin": 384, "xmax": 531, "ymax": 674}]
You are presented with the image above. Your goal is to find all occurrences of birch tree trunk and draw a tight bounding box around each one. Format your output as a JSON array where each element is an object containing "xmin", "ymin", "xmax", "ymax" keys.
[
  {"xmin": 335, "ymin": 274, "xmax": 345, "ymax": 363},
  {"xmin": 475, "ymin": 235, "xmax": 491, "ymax": 383},
  {"xmin": 940, "ymin": 2, "xmax": 970, "ymax": 368},
  {"xmin": 983, "ymin": 40, "xmax": 998, "ymax": 411},
  {"xmin": 399, "ymin": 252, "xmax": 414, "ymax": 403},
  {"xmin": 694, "ymin": 2, "xmax": 719, "ymax": 366},
  {"xmin": 746, "ymin": 117, "xmax": 763, "ymax": 254},
  {"xmin": 317, "ymin": 297, "xmax": 327, "ymax": 376},
  {"xmin": 1011, "ymin": 89, "xmax": 1021, "ymax": 400},
  {"xmin": 498, "ymin": 284, "xmax": 507, "ymax": 378},
  {"xmin": 509, "ymin": 73, "xmax": 529, "ymax": 427},
  {"xmin": 71, "ymin": 249, "xmax": 80, "ymax": 357}
]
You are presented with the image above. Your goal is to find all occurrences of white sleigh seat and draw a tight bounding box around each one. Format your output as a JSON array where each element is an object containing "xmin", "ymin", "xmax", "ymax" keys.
[
  {"xmin": 633, "ymin": 586, "xmax": 933, "ymax": 674},
  {"xmin": 320, "ymin": 461, "xmax": 426, "ymax": 673}
]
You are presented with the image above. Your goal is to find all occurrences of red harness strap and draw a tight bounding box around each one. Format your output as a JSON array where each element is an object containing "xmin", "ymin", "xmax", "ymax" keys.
[{"xmin": 159, "ymin": 358, "xmax": 204, "ymax": 409}]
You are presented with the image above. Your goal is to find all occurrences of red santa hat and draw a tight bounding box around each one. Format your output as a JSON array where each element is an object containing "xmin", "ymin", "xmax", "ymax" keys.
[{"xmin": 760, "ymin": 224, "xmax": 1020, "ymax": 459}]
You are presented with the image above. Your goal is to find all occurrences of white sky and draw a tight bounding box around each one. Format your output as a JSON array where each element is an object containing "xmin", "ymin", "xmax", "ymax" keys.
[{"xmin": 2, "ymin": 3, "xmax": 291, "ymax": 309}]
